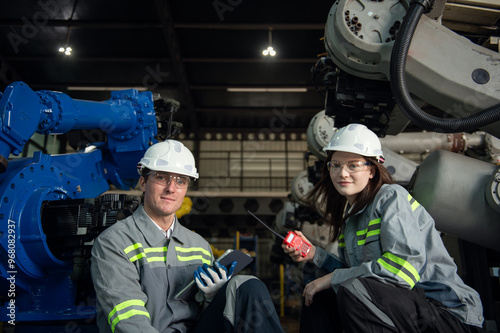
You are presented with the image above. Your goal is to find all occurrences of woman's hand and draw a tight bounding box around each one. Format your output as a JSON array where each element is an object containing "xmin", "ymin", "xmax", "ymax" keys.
[
  {"xmin": 281, "ymin": 231, "xmax": 316, "ymax": 262},
  {"xmin": 303, "ymin": 273, "xmax": 332, "ymax": 306}
]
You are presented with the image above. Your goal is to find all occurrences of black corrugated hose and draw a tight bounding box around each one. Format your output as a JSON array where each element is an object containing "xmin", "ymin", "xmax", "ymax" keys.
[{"xmin": 389, "ymin": 0, "xmax": 500, "ymax": 133}]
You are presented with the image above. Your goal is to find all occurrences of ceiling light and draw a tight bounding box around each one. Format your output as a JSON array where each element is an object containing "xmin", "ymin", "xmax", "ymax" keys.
[
  {"xmin": 227, "ymin": 87, "xmax": 307, "ymax": 92},
  {"xmin": 262, "ymin": 47, "xmax": 276, "ymax": 56},
  {"xmin": 59, "ymin": 46, "xmax": 72, "ymax": 56},
  {"xmin": 67, "ymin": 86, "xmax": 148, "ymax": 92},
  {"xmin": 263, "ymin": 29, "xmax": 276, "ymax": 56}
]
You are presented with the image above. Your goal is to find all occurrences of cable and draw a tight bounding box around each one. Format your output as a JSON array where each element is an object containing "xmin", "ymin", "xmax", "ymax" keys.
[{"xmin": 389, "ymin": 0, "xmax": 500, "ymax": 133}]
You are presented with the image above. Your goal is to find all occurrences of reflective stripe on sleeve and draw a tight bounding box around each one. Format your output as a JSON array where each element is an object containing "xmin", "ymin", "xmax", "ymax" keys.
[
  {"xmin": 175, "ymin": 246, "xmax": 212, "ymax": 264},
  {"xmin": 377, "ymin": 252, "xmax": 420, "ymax": 288},
  {"xmin": 407, "ymin": 194, "xmax": 420, "ymax": 211},
  {"xmin": 124, "ymin": 243, "xmax": 143, "ymax": 254},
  {"xmin": 108, "ymin": 299, "xmax": 150, "ymax": 333}
]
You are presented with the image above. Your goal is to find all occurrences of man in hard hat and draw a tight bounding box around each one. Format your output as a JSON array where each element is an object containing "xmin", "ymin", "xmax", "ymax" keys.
[{"xmin": 91, "ymin": 140, "xmax": 284, "ymax": 333}]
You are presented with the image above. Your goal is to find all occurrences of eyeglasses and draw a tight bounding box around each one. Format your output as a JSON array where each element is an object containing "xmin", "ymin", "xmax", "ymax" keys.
[
  {"xmin": 327, "ymin": 160, "xmax": 371, "ymax": 174},
  {"xmin": 146, "ymin": 172, "xmax": 191, "ymax": 189}
]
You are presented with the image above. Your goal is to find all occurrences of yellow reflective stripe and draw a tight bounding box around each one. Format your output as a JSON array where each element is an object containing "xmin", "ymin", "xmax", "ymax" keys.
[
  {"xmin": 125, "ymin": 245, "xmax": 168, "ymax": 263},
  {"xmin": 108, "ymin": 299, "xmax": 147, "ymax": 325},
  {"xmin": 356, "ymin": 218, "xmax": 381, "ymax": 236},
  {"xmin": 145, "ymin": 247, "xmax": 168, "ymax": 253},
  {"xmin": 177, "ymin": 254, "xmax": 211, "ymax": 265},
  {"xmin": 130, "ymin": 255, "xmax": 167, "ymax": 263},
  {"xmin": 369, "ymin": 218, "xmax": 381, "ymax": 226},
  {"xmin": 338, "ymin": 234, "xmax": 345, "ymax": 248},
  {"xmin": 175, "ymin": 246, "xmax": 212, "ymax": 264},
  {"xmin": 383, "ymin": 252, "xmax": 420, "ymax": 281},
  {"xmin": 367, "ymin": 229, "xmax": 380, "ymax": 238},
  {"xmin": 358, "ymin": 229, "xmax": 381, "ymax": 245},
  {"xmin": 357, "ymin": 218, "xmax": 381, "ymax": 245},
  {"xmin": 143, "ymin": 247, "xmax": 168, "ymax": 262},
  {"xmin": 377, "ymin": 259, "xmax": 415, "ymax": 288},
  {"xmin": 377, "ymin": 252, "xmax": 420, "ymax": 288},
  {"xmin": 147, "ymin": 256, "xmax": 167, "ymax": 262},
  {"xmin": 124, "ymin": 243, "xmax": 143, "ymax": 254},
  {"xmin": 175, "ymin": 246, "xmax": 211, "ymax": 257},
  {"xmin": 129, "ymin": 252, "xmax": 147, "ymax": 263},
  {"xmin": 407, "ymin": 194, "xmax": 420, "ymax": 211},
  {"xmin": 111, "ymin": 310, "xmax": 150, "ymax": 333}
]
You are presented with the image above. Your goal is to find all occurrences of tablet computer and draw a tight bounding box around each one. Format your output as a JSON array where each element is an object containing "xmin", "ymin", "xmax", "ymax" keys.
[{"xmin": 175, "ymin": 249, "xmax": 253, "ymax": 299}]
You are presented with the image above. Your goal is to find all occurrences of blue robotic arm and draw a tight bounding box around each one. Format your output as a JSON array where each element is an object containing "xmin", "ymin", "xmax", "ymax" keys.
[
  {"xmin": 0, "ymin": 81, "xmax": 157, "ymax": 187},
  {"xmin": 0, "ymin": 81, "xmax": 158, "ymax": 322}
]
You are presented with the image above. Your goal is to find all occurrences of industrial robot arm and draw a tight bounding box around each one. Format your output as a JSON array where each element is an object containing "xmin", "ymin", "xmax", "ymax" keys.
[
  {"xmin": 0, "ymin": 81, "xmax": 157, "ymax": 186},
  {"xmin": 310, "ymin": 0, "xmax": 500, "ymax": 251},
  {"xmin": 323, "ymin": 0, "xmax": 500, "ymax": 137},
  {"xmin": 0, "ymin": 81, "xmax": 158, "ymax": 321}
]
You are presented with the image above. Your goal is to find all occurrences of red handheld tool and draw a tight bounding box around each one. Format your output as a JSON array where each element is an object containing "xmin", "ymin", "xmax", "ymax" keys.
[{"xmin": 247, "ymin": 210, "xmax": 311, "ymax": 257}]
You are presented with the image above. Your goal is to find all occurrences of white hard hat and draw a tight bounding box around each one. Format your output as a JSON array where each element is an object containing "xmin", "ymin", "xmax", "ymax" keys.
[
  {"xmin": 323, "ymin": 123, "xmax": 385, "ymax": 163},
  {"xmin": 137, "ymin": 140, "xmax": 199, "ymax": 179}
]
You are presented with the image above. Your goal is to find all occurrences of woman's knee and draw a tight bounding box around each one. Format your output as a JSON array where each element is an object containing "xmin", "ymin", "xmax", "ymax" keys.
[{"xmin": 337, "ymin": 277, "xmax": 359, "ymax": 303}]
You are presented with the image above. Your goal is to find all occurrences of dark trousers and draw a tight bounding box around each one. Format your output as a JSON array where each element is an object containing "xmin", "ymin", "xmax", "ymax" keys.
[
  {"xmin": 196, "ymin": 278, "xmax": 284, "ymax": 333},
  {"xmin": 300, "ymin": 277, "xmax": 483, "ymax": 333}
]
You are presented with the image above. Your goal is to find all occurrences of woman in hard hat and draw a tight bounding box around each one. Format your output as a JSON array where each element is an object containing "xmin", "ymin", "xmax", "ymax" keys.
[{"xmin": 283, "ymin": 123, "xmax": 483, "ymax": 332}]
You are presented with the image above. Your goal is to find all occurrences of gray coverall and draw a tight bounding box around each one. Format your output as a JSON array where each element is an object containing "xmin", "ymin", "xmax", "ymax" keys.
[{"xmin": 91, "ymin": 205, "xmax": 284, "ymax": 333}]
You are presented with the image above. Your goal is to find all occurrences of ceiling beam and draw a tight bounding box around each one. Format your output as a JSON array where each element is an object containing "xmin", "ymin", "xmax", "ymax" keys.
[
  {"xmin": 3, "ymin": 56, "xmax": 171, "ymax": 62},
  {"xmin": 189, "ymin": 85, "xmax": 319, "ymax": 90},
  {"xmin": 0, "ymin": 21, "xmax": 325, "ymax": 30},
  {"xmin": 173, "ymin": 23, "xmax": 325, "ymax": 30},
  {"xmin": 194, "ymin": 107, "xmax": 320, "ymax": 113},
  {"xmin": 25, "ymin": 82, "xmax": 324, "ymax": 91},
  {"xmin": 183, "ymin": 58, "xmax": 317, "ymax": 63},
  {"xmin": 3, "ymin": 56, "xmax": 317, "ymax": 63},
  {"xmin": 0, "ymin": 20, "xmax": 160, "ymax": 28},
  {"xmin": 154, "ymin": 0, "xmax": 199, "ymax": 137}
]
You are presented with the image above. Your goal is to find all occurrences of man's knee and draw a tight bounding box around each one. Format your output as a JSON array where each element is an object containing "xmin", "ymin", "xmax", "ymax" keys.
[
  {"xmin": 229, "ymin": 276, "xmax": 271, "ymax": 302},
  {"xmin": 228, "ymin": 275, "xmax": 259, "ymax": 291}
]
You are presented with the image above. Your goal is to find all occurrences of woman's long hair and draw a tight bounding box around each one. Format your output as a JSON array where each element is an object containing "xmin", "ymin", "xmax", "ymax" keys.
[{"xmin": 306, "ymin": 152, "xmax": 394, "ymax": 242}]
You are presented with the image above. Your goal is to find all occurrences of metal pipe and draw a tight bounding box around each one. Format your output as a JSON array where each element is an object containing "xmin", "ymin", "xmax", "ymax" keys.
[{"xmin": 380, "ymin": 132, "xmax": 485, "ymax": 154}]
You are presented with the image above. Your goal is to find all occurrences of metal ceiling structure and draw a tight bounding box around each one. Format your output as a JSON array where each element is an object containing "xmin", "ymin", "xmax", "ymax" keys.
[{"xmin": 0, "ymin": 0, "xmax": 499, "ymax": 139}]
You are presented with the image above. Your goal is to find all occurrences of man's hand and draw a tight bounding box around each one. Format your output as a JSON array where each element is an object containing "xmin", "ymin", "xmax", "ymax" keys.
[
  {"xmin": 194, "ymin": 261, "xmax": 236, "ymax": 302},
  {"xmin": 282, "ymin": 231, "xmax": 316, "ymax": 262}
]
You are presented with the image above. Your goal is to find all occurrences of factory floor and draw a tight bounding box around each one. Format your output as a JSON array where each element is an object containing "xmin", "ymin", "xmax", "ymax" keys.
[
  {"xmin": 278, "ymin": 297, "xmax": 302, "ymax": 333},
  {"xmin": 280, "ymin": 316, "xmax": 301, "ymax": 333}
]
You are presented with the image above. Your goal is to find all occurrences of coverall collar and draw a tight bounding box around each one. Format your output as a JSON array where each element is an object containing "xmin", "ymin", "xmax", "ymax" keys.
[
  {"xmin": 134, "ymin": 205, "xmax": 177, "ymax": 246},
  {"xmin": 134, "ymin": 205, "xmax": 190, "ymax": 247},
  {"xmin": 169, "ymin": 218, "xmax": 189, "ymax": 245}
]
